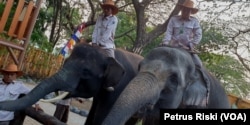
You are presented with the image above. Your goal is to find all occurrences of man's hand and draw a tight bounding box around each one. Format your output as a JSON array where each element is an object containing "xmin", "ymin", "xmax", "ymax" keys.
[
  {"xmin": 179, "ymin": 43, "xmax": 200, "ymax": 54},
  {"xmin": 76, "ymin": 98, "xmax": 85, "ymax": 103},
  {"xmin": 177, "ymin": 42, "xmax": 190, "ymax": 50},
  {"xmin": 180, "ymin": 45, "xmax": 190, "ymax": 50},
  {"xmin": 188, "ymin": 43, "xmax": 194, "ymax": 51},
  {"xmin": 34, "ymin": 104, "xmax": 43, "ymax": 112}
]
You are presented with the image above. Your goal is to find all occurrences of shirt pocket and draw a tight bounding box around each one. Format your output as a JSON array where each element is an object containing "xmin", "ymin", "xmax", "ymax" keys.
[
  {"xmin": 9, "ymin": 90, "xmax": 20, "ymax": 99},
  {"xmin": 106, "ymin": 21, "xmax": 116, "ymax": 29},
  {"xmin": 0, "ymin": 91, "xmax": 4, "ymax": 100},
  {"xmin": 173, "ymin": 26, "xmax": 182, "ymax": 35},
  {"xmin": 184, "ymin": 25, "xmax": 193, "ymax": 34}
]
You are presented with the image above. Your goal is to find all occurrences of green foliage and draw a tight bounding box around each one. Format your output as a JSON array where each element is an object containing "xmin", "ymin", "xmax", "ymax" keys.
[
  {"xmin": 115, "ymin": 12, "xmax": 137, "ymax": 49},
  {"xmin": 30, "ymin": 29, "xmax": 53, "ymax": 52},
  {"xmin": 35, "ymin": 8, "xmax": 54, "ymax": 32},
  {"xmin": 200, "ymin": 52, "xmax": 249, "ymax": 97},
  {"xmin": 199, "ymin": 23, "xmax": 249, "ymax": 97},
  {"xmin": 141, "ymin": 35, "xmax": 163, "ymax": 57},
  {"xmin": 198, "ymin": 22, "xmax": 229, "ymax": 51},
  {"xmin": 68, "ymin": 8, "xmax": 83, "ymax": 28},
  {"xmin": 182, "ymin": 22, "xmax": 248, "ymax": 97},
  {"xmin": 82, "ymin": 26, "xmax": 93, "ymax": 43},
  {"xmin": 28, "ymin": 8, "xmax": 53, "ymax": 52},
  {"xmin": 200, "ymin": 22, "xmax": 228, "ymax": 45},
  {"xmin": 29, "ymin": 5, "xmax": 83, "ymax": 52},
  {"xmin": 0, "ymin": 3, "xmax": 4, "ymax": 16},
  {"xmin": 202, "ymin": 53, "xmax": 244, "ymax": 79}
]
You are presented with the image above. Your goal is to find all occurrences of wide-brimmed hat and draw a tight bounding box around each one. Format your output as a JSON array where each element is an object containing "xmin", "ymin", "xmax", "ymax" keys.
[
  {"xmin": 0, "ymin": 64, "xmax": 23, "ymax": 77},
  {"xmin": 178, "ymin": 0, "xmax": 198, "ymax": 14},
  {"xmin": 100, "ymin": 0, "xmax": 119, "ymax": 15}
]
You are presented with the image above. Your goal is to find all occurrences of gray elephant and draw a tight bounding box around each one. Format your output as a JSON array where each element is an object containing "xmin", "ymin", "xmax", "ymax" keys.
[
  {"xmin": 102, "ymin": 46, "xmax": 231, "ymax": 125},
  {"xmin": 0, "ymin": 43, "xmax": 143, "ymax": 125}
]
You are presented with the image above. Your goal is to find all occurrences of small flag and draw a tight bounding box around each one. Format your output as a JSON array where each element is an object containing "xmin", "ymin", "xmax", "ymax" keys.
[{"xmin": 60, "ymin": 23, "xmax": 86, "ymax": 58}]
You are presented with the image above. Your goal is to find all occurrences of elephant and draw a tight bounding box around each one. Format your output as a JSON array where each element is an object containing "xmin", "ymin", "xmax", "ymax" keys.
[
  {"xmin": 0, "ymin": 43, "xmax": 144, "ymax": 125},
  {"xmin": 102, "ymin": 46, "xmax": 231, "ymax": 125}
]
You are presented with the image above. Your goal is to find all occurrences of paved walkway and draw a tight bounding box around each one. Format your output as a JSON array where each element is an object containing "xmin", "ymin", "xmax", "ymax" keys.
[{"xmin": 23, "ymin": 83, "xmax": 87, "ymax": 125}]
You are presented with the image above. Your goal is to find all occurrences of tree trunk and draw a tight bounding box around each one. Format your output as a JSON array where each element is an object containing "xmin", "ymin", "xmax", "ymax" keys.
[{"xmin": 131, "ymin": 0, "xmax": 185, "ymax": 52}]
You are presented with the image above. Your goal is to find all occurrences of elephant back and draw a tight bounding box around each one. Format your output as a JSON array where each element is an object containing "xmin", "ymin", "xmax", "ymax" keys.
[{"xmin": 115, "ymin": 48, "xmax": 143, "ymax": 74}]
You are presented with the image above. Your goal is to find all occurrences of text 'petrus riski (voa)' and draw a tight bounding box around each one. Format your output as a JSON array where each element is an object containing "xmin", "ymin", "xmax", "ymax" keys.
[{"xmin": 160, "ymin": 109, "xmax": 250, "ymax": 124}]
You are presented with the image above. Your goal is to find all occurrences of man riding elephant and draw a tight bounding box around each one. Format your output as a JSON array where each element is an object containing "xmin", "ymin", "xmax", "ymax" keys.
[
  {"xmin": 102, "ymin": 47, "xmax": 230, "ymax": 125},
  {"xmin": 161, "ymin": 0, "xmax": 202, "ymax": 68}
]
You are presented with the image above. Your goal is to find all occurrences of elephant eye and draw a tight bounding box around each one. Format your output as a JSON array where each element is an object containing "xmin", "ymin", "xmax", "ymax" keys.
[
  {"xmin": 165, "ymin": 73, "xmax": 179, "ymax": 91},
  {"xmin": 169, "ymin": 73, "xmax": 178, "ymax": 84}
]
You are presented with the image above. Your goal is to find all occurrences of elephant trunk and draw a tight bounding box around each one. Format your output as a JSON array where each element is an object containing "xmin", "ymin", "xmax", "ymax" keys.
[
  {"xmin": 102, "ymin": 72, "xmax": 161, "ymax": 125},
  {"xmin": 0, "ymin": 70, "xmax": 68, "ymax": 111}
]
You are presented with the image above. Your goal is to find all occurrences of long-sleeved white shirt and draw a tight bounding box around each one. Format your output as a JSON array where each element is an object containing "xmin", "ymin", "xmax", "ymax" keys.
[
  {"xmin": 92, "ymin": 14, "xmax": 118, "ymax": 49},
  {"xmin": 0, "ymin": 80, "xmax": 30, "ymax": 121},
  {"xmin": 162, "ymin": 15, "xmax": 202, "ymax": 48}
]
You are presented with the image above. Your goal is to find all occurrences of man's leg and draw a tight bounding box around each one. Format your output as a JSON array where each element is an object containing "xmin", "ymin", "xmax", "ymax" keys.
[
  {"xmin": 53, "ymin": 104, "xmax": 65, "ymax": 121},
  {"xmin": 103, "ymin": 48, "xmax": 115, "ymax": 58},
  {"xmin": 61, "ymin": 105, "xmax": 70, "ymax": 123},
  {"xmin": 0, "ymin": 121, "xmax": 10, "ymax": 125},
  {"xmin": 192, "ymin": 54, "xmax": 203, "ymax": 68},
  {"xmin": 9, "ymin": 94, "xmax": 26, "ymax": 125}
]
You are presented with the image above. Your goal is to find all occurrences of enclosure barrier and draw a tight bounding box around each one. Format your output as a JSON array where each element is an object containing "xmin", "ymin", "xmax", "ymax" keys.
[
  {"xmin": 0, "ymin": 0, "xmax": 43, "ymax": 68},
  {"xmin": 0, "ymin": 45, "xmax": 64, "ymax": 79}
]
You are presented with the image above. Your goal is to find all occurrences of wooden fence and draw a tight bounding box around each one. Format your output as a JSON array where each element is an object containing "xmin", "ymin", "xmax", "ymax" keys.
[{"xmin": 0, "ymin": 45, "xmax": 64, "ymax": 79}]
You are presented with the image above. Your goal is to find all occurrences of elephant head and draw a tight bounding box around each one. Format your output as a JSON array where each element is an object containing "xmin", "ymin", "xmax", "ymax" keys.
[
  {"xmin": 0, "ymin": 43, "xmax": 125, "ymax": 111},
  {"xmin": 102, "ymin": 47, "xmax": 230, "ymax": 125},
  {"xmin": 0, "ymin": 43, "xmax": 144, "ymax": 125}
]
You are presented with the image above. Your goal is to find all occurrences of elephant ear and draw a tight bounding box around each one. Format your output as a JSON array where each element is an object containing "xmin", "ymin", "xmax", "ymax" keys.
[
  {"xmin": 181, "ymin": 70, "xmax": 209, "ymax": 108},
  {"xmin": 103, "ymin": 57, "xmax": 125, "ymax": 91}
]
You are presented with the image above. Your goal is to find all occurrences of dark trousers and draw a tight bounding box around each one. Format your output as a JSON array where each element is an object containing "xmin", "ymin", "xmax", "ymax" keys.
[
  {"xmin": 0, "ymin": 121, "xmax": 10, "ymax": 125},
  {"xmin": 8, "ymin": 94, "xmax": 26, "ymax": 125},
  {"xmin": 53, "ymin": 104, "xmax": 69, "ymax": 123}
]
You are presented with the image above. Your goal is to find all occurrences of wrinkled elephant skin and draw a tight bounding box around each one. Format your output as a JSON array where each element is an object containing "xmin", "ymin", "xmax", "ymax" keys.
[
  {"xmin": 0, "ymin": 43, "xmax": 144, "ymax": 125},
  {"xmin": 102, "ymin": 47, "xmax": 230, "ymax": 125}
]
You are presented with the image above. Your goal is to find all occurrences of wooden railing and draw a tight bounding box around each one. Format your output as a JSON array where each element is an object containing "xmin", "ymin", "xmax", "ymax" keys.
[
  {"xmin": 228, "ymin": 94, "xmax": 250, "ymax": 109},
  {"xmin": 0, "ymin": 45, "xmax": 64, "ymax": 79}
]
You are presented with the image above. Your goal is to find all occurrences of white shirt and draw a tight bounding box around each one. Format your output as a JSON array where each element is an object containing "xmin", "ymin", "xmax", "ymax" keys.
[
  {"xmin": 162, "ymin": 15, "xmax": 202, "ymax": 48},
  {"xmin": 0, "ymin": 80, "xmax": 30, "ymax": 121},
  {"xmin": 92, "ymin": 14, "xmax": 118, "ymax": 49}
]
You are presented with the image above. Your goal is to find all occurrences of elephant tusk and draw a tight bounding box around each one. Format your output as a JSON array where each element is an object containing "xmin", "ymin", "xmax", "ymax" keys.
[
  {"xmin": 106, "ymin": 87, "xmax": 115, "ymax": 92},
  {"xmin": 39, "ymin": 92, "xmax": 69, "ymax": 103}
]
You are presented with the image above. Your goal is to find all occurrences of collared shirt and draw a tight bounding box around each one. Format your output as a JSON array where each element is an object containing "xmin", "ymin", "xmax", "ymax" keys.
[
  {"xmin": 0, "ymin": 80, "xmax": 30, "ymax": 121},
  {"xmin": 162, "ymin": 15, "xmax": 202, "ymax": 48},
  {"xmin": 92, "ymin": 14, "xmax": 118, "ymax": 49}
]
